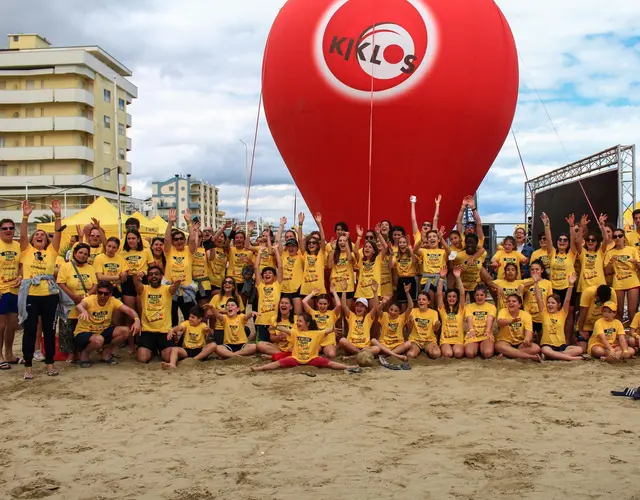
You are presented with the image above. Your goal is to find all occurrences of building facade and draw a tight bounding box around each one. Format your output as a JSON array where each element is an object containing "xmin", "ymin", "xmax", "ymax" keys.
[
  {"xmin": 152, "ymin": 174, "xmax": 219, "ymax": 230},
  {"xmin": 0, "ymin": 33, "xmax": 137, "ymax": 220}
]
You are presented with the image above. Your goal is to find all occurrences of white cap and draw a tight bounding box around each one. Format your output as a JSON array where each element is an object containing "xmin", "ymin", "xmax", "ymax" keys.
[{"xmin": 355, "ymin": 297, "xmax": 369, "ymax": 307}]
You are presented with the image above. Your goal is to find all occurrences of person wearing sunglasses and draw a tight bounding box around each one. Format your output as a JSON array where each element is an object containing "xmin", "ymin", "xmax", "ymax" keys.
[
  {"xmin": 299, "ymin": 213, "xmax": 327, "ymax": 297},
  {"xmin": 18, "ymin": 200, "xmax": 65, "ymax": 379},
  {"xmin": 164, "ymin": 208, "xmax": 197, "ymax": 326},
  {"xmin": 226, "ymin": 223, "xmax": 254, "ymax": 293},
  {"xmin": 455, "ymin": 195, "xmax": 485, "ymax": 249},
  {"xmin": 0, "ymin": 217, "xmax": 21, "ymax": 370},
  {"xmin": 530, "ymin": 232, "xmax": 551, "ymax": 271},
  {"xmin": 574, "ymin": 214, "xmax": 608, "ymax": 305},
  {"xmin": 74, "ymin": 281, "xmax": 141, "ymax": 367},
  {"xmin": 74, "ymin": 219, "xmax": 106, "ymax": 266},
  {"xmin": 604, "ymin": 226, "xmax": 640, "ymax": 321},
  {"xmin": 513, "ymin": 225, "xmax": 534, "ymax": 278},
  {"xmin": 625, "ymin": 208, "xmax": 640, "ymax": 250},
  {"xmin": 207, "ymin": 221, "xmax": 231, "ymax": 293},
  {"xmin": 539, "ymin": 212, "xmax": 579, "ymax": 344}
]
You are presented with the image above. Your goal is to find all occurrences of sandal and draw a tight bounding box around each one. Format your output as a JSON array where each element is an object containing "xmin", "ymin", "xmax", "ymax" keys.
[
  {"xmin": 79, "ymin": 361, "xmax": 92, "ymax": 368},
  {"xmin": 400, "ymin": 362, "xmax": 412, "ymax": 370},
  {"xmin": 0, "ymin": 362, "xmax": 11, "ymax": 370},
  {"xmin": 346, "ymin": 367, "xmax": 363, "ymax": 374},
  {"xmin": 23, "ymin": 371, "xmax": 33, "ymax": 380},
  {"xmin": 7, "ymin": 357, "xmax": 24, "ymax": 365},
  {"xmin": 100, "ymin": 357, "xmax": 118, "ymax": 365},
  {"xmin": 46, "ymin": 368, "xmax": 59, "ymax": 377}
]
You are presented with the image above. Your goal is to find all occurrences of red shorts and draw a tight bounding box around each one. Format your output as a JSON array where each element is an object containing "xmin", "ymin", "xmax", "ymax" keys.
[
  {"xmin": 272, "ymin": 351, "xmax": 292, "ymax": 361},
  {"xmin": 278, "ymin": 356, "xmax": 330, "ymax": 368}
]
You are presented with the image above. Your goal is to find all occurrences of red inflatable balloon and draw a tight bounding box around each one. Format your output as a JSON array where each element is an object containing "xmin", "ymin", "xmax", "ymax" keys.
[{"xmin": 262, "ymin": 0, "xmax": 518, "ymax": 233}]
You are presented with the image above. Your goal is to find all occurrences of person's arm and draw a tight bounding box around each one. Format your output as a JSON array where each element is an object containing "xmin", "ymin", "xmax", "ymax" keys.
[
  {"xmin": 576, "ymin": 306, "xmax": 588, "ymax": 334},
  {"xmin": 410, "ymin": 196, "xmax": 419, "ymax": 236},
  {"xmin": 340, "ymin": 291, "xmax": 350, "ymax": 319},
  {"xmin": 254, "ymin": 246, "xmax": 263, "ymax": 286},
  {"xmin": 540, "ymin": 212, "xmax": 554, "ymax": 254},
  {"xmin": 118, "ymin": 303, "xmax": 141, "ymax": 335},
  {"xmin": 575, "ymin": 214, "xmax": 588, "ymax": 255},
  {"xmin": 355, "ymin": 225, "xmax": 363, "ymax": 254},
  {"xmin": 563, "ymin": 274, "xmax": 576, "ymax": 314},
  {"xmin": 433, "ymin": 194, "xmax": 442, "ymax": 230},
  {"xmin": 164, "ymin": 208, "xmax": 177, "ymax": 254},
  {"xmin": 533, "ymin": 275, "xmax": 544, "ymax": 314},
  {"xmin": 327, "ymin": 241, "xmax": 336, "ymax": 269},
  {"xmin": 244, "ymin": 221, "xmax": 257, "ymax": 251},
  {"xmin": 57, "ymin": 282, "xmax": 81, "ymax": 304},
  {"xmin": 455, "ymin": 197, "xmax": 468, "ymax": 232},
  {"xmin": 189, "ymin": 221, "xmax": 199, "ymax": 254},
  {"xmin": 91, "ymin": 217, "xmax": 107, "ymax": 250},
  {"xmin": 374, "ymin": 224, "xmax": 388, "ymax": 254},
  {"xmin": 204, "ymin": 304, "xmax": 226, "ymax": 322},
  {"xmin": 20, "ymin": 200, "xmax": 32, "ymax": 252},
  {"xmin": 368, "ymin": 281, "xmax": 380, "ymax": 319},
  {"xmin": 619, "ymin": 329, "xmax": 632, "ymax": 359},
  {"xmin": 50, "ymin": 199, "xmax": 62, "ymax": 253},
  {"xmin": 405, "ymin": 282, "xmax": 414, "ymax": 313},
  {"xmin": 315, "ymin": 213, "xmax": 327, "ymax": 251},
  {"xmin": 453, "ymin": 266, "xmax": 465, "ymax": 309},
  {"xmin": 276, "ymin": 217, "xmax": 286, "ymax": 253},
  {"xmin": 168, "ymin": 323, "xmax": 185, "ymax": 341},
  {"xmin": 465, "ymin": 313, "xmax": 476, "ymax": 339},
  {"xmin": 408, "ymin": 243, "xmax": 418, "ymax": 267},
  {"xmin": 598, "ymin": 213, "xmax": 611, "ymax": 256},
  {"xmin": 330, "ymin": 285, "xmax": 341, "ymax": 315},
  {"xmin": 567, "ymin": 213, "xmax": 578, "ymax": 256},
  {"xmin": 168, "ymin": 279, "xmax": 181, "ymax": 296},
  {"xmin": 438, "ymin": 226, "xmax": 451, "ymax": 256},
  {"xmin": 133, "ymin": 274, "xmax": 145, "ymax": 296},
  {"xmin": 183, "ymin": 209, "xmax": 193, "ymax": 235},
  {"xmin": 76, "ymin": 299, "xmax": 90, "ymax": 321},
  {"xmin": 297, "ymin": 212, "xmax": 305, "ymax": 248},
  {"xmin": 274, "ymin": 245, "xmax": 283, "ymax": 283},
  {"xmin": 436, "ymin": 268, "xmax": 446, "ymax": 309},
  {"xmin": 470, "ymin": 198, "xmax": 483, "ymax": 242},
  {"xmin": 302, "ymin": 290, "xmax": 318, "ymax": 314}
]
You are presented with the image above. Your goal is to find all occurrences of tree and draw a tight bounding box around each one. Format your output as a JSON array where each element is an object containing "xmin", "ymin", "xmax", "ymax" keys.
[{"xmin": 35, "ymin": 214, "xmax": 54, "ymax": 223}]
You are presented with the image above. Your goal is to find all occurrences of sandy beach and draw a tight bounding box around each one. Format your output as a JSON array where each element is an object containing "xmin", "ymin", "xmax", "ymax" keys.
[{"xmin": 1, "ymin": 347, "xmax": 639, "ymax": 500}]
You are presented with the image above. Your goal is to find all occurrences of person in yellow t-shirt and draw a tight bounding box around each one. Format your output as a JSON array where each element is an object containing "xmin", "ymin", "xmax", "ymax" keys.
[
  {"xmin": 495, "ymin": 294, "xmax": 541, "ymax": 362},
  {"xmin": 576, "ymin": 285, "xmax": 616, "ymax": 351},
  {"xmin": 454, "ymin": 233, "xmax": 487, "ymax": 300},
  {"xmin": 299, "ymin": 212, "xmax": 328, "ymax": 296},
  {"xmin": 533, "ymin": 273, "xmax": 584, "ymax": 361},
  {"xmin": 251, "ymin": 312, "xmax": 354, "ymax": 372},
  {"xmin": 74, "ymin": 281, "xmax": 140, "ymax": 367},
  {"xmin": 253, "ymin": 246, "xmax": 283, "ymax": 344},
  {"xmin": 437, "ymin": 267, "xmax": 466, "ymax": 358},
  {"xmin": 161, "ymin": 305, "xmax": 218, "ymax": 369},
  {"xmin": 625, "ymin": 209, "xmax": 640, "ymax": 250},
  {"xmin": 246, "ymin": 220, "xmax": 277, "ymax": 272},
  {"xmin": 255, "ymin": 296, "xmax": 296, "ymax": 357},
  {"xmin": 604, "ymin": 228, "xmax": 640, "ymax": 321},
  {"xmin": 207, "ymin": 279, "xmax": 245, "ymax": 345},
  {"xmin": 355, "ymin": 239, "xmax": 387, "ymax": 300},
  {"xmin": 279, "ymin": 237, "xmax": 304, "ymax": 315},
  {"xmin": 530, "ymin": 233, "xmax": 551, "ymax": 271},
  {"xmin": 523, "ymin": 260, "xmax": 552, "ymax": 342},
  {"xmin": 338, "ymin": 281, "xmax": 382, "ymax": 357},
  {"xmin": 410, "ymin": 194, "xmax": 440, "ymax": 247},
  {"xmin": 407, "ymin": 290, "xmax": 441, "ymax": 359},
  {"xmin": 191, "ymin": 228, "xmax": 213, "ymax": 305},
  {"xmin": 370, "ymin": 283, "xmax": 414, "ymax": 364},
  {"xmin": 328, "ymin": 234, "xmax": 357, "ymax": 307},
  {"xmin": 486, "ymin": 262, "xmax": 530, "ymax": 312},
  {"xmin": 207, "ymin": 299, "xmax": 258, "ymax": 358},
  {"xmin": 588, "ymin": 302, "xmax": 634, "ymax": 361},
  {"xmin": 490, "ymin": 236, "xmax": 527, "ymax": 280},
  {"xmin": 464, "ymin": 284, "xmax": 496, "ymax": 359},
  {"xmin": 134, "ymin": 266, "xmax": 182, "ymax": 363},
  {"xmin": 414, "ymin": 229, "xmax": 449, "ymax": 293},
  {"xmin": 94, "ymin": 237, "xmax": 128, "ymax": 297},
  {"xmin": 393, "ymin": 236, "xmax": 419, "ymax": 311},
  {"xmin": 575, "ymin": 228, "xmax": 607, "ymax": 293},
  {"xmin": 0, "ymin": 217, "xmax": 21, "ymax": 368},
  {"xmin": 626, "ymin": 310, "xmax": 640, "ymax": 351},
  {"xmin": 301, "ymin": 286, "xmax": 341, "ymax": 359}
]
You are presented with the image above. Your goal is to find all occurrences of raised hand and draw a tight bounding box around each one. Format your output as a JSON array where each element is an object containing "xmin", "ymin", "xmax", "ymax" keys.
[
  {"xmin": 453, "ymin": 266, "xmax": 462, "ymax": 278},
  {"xmin": 50, "ymin": 199, "xmax": 62, "ymax": 216},
  {"xmin": 580, "ymin": 214, "xmax": 590, "ymax": 227},
  {"xmin": 247, "ymin": 220, "xmax": 256, "ymax": 232},
  {"xmin": 183, "ymin": 209, "xmax": 192, "ymax": 223},
  {"xmin": 540, "ymin": 212, "xmax": 549, "ymax": 225},
  {"xmin": 224, "ymin": 220, "xmax": 233, "ymax": 229},
  {"xmin": 439, "ymin": 268, "xmax": 448, "ymax": 279},
  {"xmin": 298, "ymin": 212, "xmax": 305, "ymax": 225},
  {"xmin": 568, "ymin": 273, "xmax": 577, "ymax": 286},
  {"xmin": 356, "ymin": 225, "xmax": 363, "ymax": 237},
  {"xmin": 565, "ymin": 213, "xmax": 575, "ymax": 226},
  {"xmin": 280, "ymin": 216, "xmax": 287, "ymax": 226},
  {"xmin": 435, "ymin": 194, "xmax": 442, "ymax": 205},
  {"xmin": 329, "ymin": 284, "xmax": 337, "ymax": 294},
  {"xmin": 91, "ymin": 217, "xmax": 101, "ymax": 229},
  {"xmin": 403, "ymin": 282, "xmax": 412, "ymax": 293},
  {"xmin": 598, "ymin": 213, "xmax": 608, "ymax": 226},
  {"xmin": 168, "ymin": 208, "xmax": 178, "ymax": 224},
  {"xmin": 437, "ymin": 225, "xmax": 445, "ymax": 239},
  {"xmin": 22, "ymin": 200, "xmax": 33, "ymax": 217},
  {"xmin": 374, "ymin": 223, "xmax": 381, "ymax": 234},
  {"xmin": 314, "ymin": 212, "xmax": 322, "ymax": 223},
  {"xmin": 370, "ymin": 280, "xmax": 379, "ymax": 293}
]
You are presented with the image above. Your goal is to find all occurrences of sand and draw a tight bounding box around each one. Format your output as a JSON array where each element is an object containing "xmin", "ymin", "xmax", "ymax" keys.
[{"xmin": 1, "ymin": 349, "xmax": 639, "ymax": 500}]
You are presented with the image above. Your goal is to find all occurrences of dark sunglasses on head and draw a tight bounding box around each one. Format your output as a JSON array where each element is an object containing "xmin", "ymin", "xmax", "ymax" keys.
[
  {"xmin": 97, "ymin": 291, "xmax": 111, "ymax": 297},
  {"xmin": 1, "ymin": 226, "xmax": 15, "ymax": 231},
  {"xmin": 614, "ymin": 234, "xmax": 625, "ymax": 239}
]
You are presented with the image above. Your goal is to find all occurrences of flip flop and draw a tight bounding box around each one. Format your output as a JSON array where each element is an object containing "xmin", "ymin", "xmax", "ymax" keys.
[
  {"xmin": 400, "ymin": 362, "xmax": 412, "ymax": 370},
  {"xmin": 46, "ymin": 368, "xmax": 59, "ymax": 377},
  {"xmin": 633, "ymin": 392, "xmax": 640, "ymax": 400},
  {"xmin": 301, "ymin": 372, "xmax": 317, "ymax": 378},
  {"xmin": 0, "ymin": 362, "xmax": 10, "ymax": 370},
  {"xmin": 347, "ymin": 367, "xmax": 363, "ymax": 374},
  {"xmin": 611, "ymin": 387, "xmax": 638, "ymax": 397},
  {"xmin": 379, "ymin": 357, "xmax": 401, "ymax": 370},
  {"xmin": 23, "ymin": 372, "xmax": 33, "ymax": 380},
  {"xmin": 79, "ymin": 361, "xmax": 92, "ymax": 368},
  {"xmin": 100, "ymin": 358, "xmax": 118, "ymax": 365},
  {"xmin": 7, "ymin": 357, "xmax": 24, "ymax": 365}
]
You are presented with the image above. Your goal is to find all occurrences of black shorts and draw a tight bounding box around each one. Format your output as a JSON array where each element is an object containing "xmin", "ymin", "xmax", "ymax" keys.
[
  {"xmin": 256, "ymin": 324, "xmax": 270, "ymax": 342},
  {"xmin": 212, "ymin": 329, "xmax": 224, "ymax": 345},
  {"xmin": 122, "ymin": 276, "xmax": 137, "ymax": 297},
  {"xmin": 573, "ymin": 291, "xmax": 582, "ymax": 308},
  {"xmin": 533, "ymin": 322, "xmax": 543, "ymax": 334},
  {"xmin": 542, "ymin": 344, "xmax": 568, "ymax": 352},
  {"xmin": 281, "ymin": 288, "xmax": 301, "ymax": 300},
  {"xmin": 196, "ymin": 290, "xmax": 212, "ymax": 301},
  {"xmin": 576, "ymin": 331, "xmax": 591, "ymax": 343},
  {"xmin": 112, "ymin": 288, "xmax": 123, "ymax": 299},
  {"xmin": 184, "ymin": 347, "xmax": 203, "ymax": 358},
  {"xmin": 138, "ymin": 331, "xmax": 173, "ymax": 353},
  {"xmin": 396, "ymin": 277, "xmax": 418, "ymax": 304},
  {"xmin": 74, "ymin": 327, "xmax": 115, "ymax": 351},
  {"xmin": 224, "ymin": 343, "xmax": 246, "ymax": 353}
]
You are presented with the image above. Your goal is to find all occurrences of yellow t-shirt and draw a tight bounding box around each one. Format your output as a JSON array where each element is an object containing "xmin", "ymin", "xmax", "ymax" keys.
[
  {"xmin": 523, "ymin": 279, "xmax": 552, "ymax": 323},
  {"xmin": 311, "ymin": 308, "xmax": 337, "ymax": 347},
  {"xmin": 20, "ymin": 245, "xmax": 58, "ymax": 296},
  {"xmin": 281, "ymin": 250, "xmax": 303, "ymax": 294},
  {"xmin": 57, "ymin": 261, "xmax": 97, "ymax": 319},
  {"xmin": 379, "ymin": 254, "xmax": 393, "ymax": 297},
  {"xmin": 588, "ymin": 318, "xmax": 623, "ymax": 355},
  {"xmin": 140, "ymin": 284, "xmax": 173, "ymax": 333},
  {"xmin": 630, "ymin": 311, "xmax": 640, "ymax": 332},
  {"xmin": 439, "ymin": 306, "xmax": 465, "ymax": 345},
  {"xmin": 255, "ymin": 281, "xmax": 281, "ymax": 326},
  {"xmin": 121, "ymin": 248, "xmax": 154, "ymax": 275},
  {"xmin": 540, "ymin": 310, "xmax": 567, "ymax": 347},
  {"xmin": 227, "ymin": 247, "xmax": 253, "ymax": 283},
  {"xmin": 578, "ymin": 250, "xmax": 606, "ymax": 292},
  {"xmin": 549, "ymin": 250, "xmax": 576, "ymax": 290},
  {"xmin": 191, "ymin": 247, "xmax": 211, "ymax": 291},
  {"xmin": 208, "ymin": 247, "xmax": 228, "ymax": 289},
  {"xmin": 530, "ymin": 248, "xmax": 551, "ymax": 270},
  {"xmin": 579, "ymin": 285, "xmax": 617, "ymax": 332},
  {"xmin": 330, "ymin": 251, "xmax": 356, "ymax": 292},
  {"xmin": 625, "ymin": 230, "xmax": 640, "ymax": 249},
  {"xmin": 492, "ymin": 250, "xmax": 526, "ymax": 279},
  {"xmin": 454, "ymin": 250, "xmax": 487, "ymax": 292},
  {"xmin": 290, "ymin": 328, "xmax": 325, "ymax": 364},
  {"xmin": 74, "ymin": 295, "xmax": 122, "ymax": 335},
  {"xmin": 301, "ymin": 250, "xmax": 326, "ymax": 295},
  {"xmin": 165, "ymin": 247, "xmax": 193, "ymax": 284},
  {"xmin": 256, "ymin": 246, "xmax": 276, "ymax": 272},
  {"xmin": 417, "ymin": 248, "xmax": 447, "ymax": 279},
  {"xmin": 604, "ymin": 247, "xmax": 640, "ymax": 290},
  {"xmin": 355, "ymin": 255, "xmax": 382, "ymax": 299},
  {"xmin": 347, "ymin": 313, "xmax": 373, "ymax": 348},
  {"xmin": 209, "ymin": 294, "xmax": 245, "ymax": 330},
  {"xmin": 180, "ymin": 320, "xmax": 208, "ymax": 349},
  {"xmin": 93, "ymin": 253, "xmax": 126, "ymax": 287},
  {"xmin": 464, "ymin": 302, "xmax": 496, "ymax": 343},
  {"xmin": 223, "ymin": 314, "xmax": 248, "ymax": 344},
  {"xmin": 270, "ymin": 315, "xmax": 296, "ymax": 352},
  {"xmin": 394, "ymin": 252, "xmax": 418, "ymax": 278},
  {"xmin": 409, "ymin": 308, "xmax": 439, "ymax": 347},
  {"xmin": 493, "ymin": 279, "xmax": 526, "ymax": 311},
  {"xmin": 379, "ymin": 312, "xmax": 407, "ymax": 349},
  {"xmin": 0, "ymin": 240, "xmax": 20, "ymax": 294},
  {"xmin": 497, "ymin": 309, "xmax": 533, "ymax": 346}
]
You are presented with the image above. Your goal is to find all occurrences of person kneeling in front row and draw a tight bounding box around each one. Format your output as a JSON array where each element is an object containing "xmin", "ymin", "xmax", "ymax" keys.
[
  {"xmin": 74, "ymin": 281, "xmax": 141, "ymax": 367},
  {"xmin": 162, "ymin": 305, "xmax": 218, "ymax": 369}
]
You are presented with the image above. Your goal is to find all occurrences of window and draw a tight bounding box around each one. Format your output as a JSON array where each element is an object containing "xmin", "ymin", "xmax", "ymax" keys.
[
  {"xmin": 0, "ymin": 164, "xmax": 6, "ymax": 176},
  {"xmin": 118, "ymin": 98, "xmax": 125, "ymax": 111},
  {"xmin": 118, "ymin": 123, "xmax": 125, "ymax": 136},
  {"xmin": 0, "ymin": 137, "xmax": 5, "ymax": 148},
  {"xmin": 104, "ymin": 168, "xmax": 111, "ymax": 180},
  {"xmin": 0, "ymin": 81, "xmax": 5, "ymax": 90},
  {"xmin": 13, "ymin": 35, "xmax": 19, "ymax": 42},
  {"xmin": 25, "ymin": 136, "xmax": 34, "ymax": 147},
  {"xmin": 103, "ymin": 141, "xmax": 110, "ymax": 154},
  {"xmin": 118, "ymin": 148, "xmax": 125, "ymax": 160},
  {"xmin": 168, "ymin": 186, "xmax": 174, "ymax": 192},
  {"xmin": 26, "ymin": 80, "xmax": 35, "ymax": 90},
  {"xmin": 103, "ymin": 115, "xmax": 111, "ymax": 128},
  {"xmin": 104, "ymin": 89, "xmax": 111, "ymax": 102}
]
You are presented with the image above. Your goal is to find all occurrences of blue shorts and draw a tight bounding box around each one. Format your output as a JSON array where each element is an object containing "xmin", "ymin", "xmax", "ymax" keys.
[
  {"xmin": 422, "ymin": 274, "xmax": 445, "ymax": 293},
  {"xmin": 0, "ymin": 293, "xmax": 18, "ymax": 315},
  {"xmin": 74, "ymin": 327, "xmax": 115, "ymax": 352}
]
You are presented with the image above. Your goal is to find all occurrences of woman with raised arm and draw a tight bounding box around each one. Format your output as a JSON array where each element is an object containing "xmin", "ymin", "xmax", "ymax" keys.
[
  {"xmin": 371, "ymin": 284, "xmax": 413, "ymax": 363},
  {"xmin": 393, "ymin": 235, "xmax": 418, "ymax": 312},
  {"xmin": 275, "ymin": 213, "xmax": 304, "ymax": 316},
  {"xmin": 575, "ymin": 214, "xmax": 607, "ymax": 299},
  {"xmin": 246, "ymin": 220, "xmax": 276, "ymax": 273},
  {"xmin": 411, "ymin": 194, "xmax": 440, "ymax": 246},
  {"xmin": 300, "ymin": 213, "xmax": 327, "ymax": 296},
  {"xmin": 207, "ymin": 221, "xmax": 231, "ymax": 293},
  {"xmin": 437, "ymin": 267, "xmax": 466, "ymax": 359},
  {"xmin": 355, "ymin": 224, "xmax": 388, "ymax": 302},
  {"xmin": 604, "ymin": 226, "xmax": 640, "ymax": 322},
  {"xmin": 456, "ymin": 195, "xmax": 485, "ymax": 249},
  {"xmin": 495, "ymin": 294, "xmax": 541, "ymax": 362},
  {"xmin": 302, "ymin": 286, "xmax": 340, "ymax": 359},
  {"xmin": 415, "ymin": 226, "xmax": 449, "ymax": 296},
  {"xmin": 191, "ymin": 222, "xmax": 213, "ymax": 306},
  {"xmin": 18, "ymin": 200, "xmax": 63, "ymax": 379},
  {"xmin": 328, "ymin": 233, "xmax": 357, "ymax": 309},
  {"xmin": 253, "ymin": 244, "xmax": 283, "ymax": 343},
  {"xmin": 464, "ymin": 284, "xmax": 496, "ymax": 359}
]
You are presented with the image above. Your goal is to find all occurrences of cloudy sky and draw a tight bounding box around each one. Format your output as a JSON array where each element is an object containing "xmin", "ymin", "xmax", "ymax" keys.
[{"xmin": 2, "ymin": 0, "xmax": 639, "ymax": 233}]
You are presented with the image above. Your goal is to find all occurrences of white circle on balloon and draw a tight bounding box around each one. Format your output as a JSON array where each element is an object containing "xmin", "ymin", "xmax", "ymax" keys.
[
  {"xmin": 313, "ymin": 0, "xmax": 440, "ymax": 102},
  {"xmin": 357, "ymin": 23, "xmax": 415, "ymax": 80}
]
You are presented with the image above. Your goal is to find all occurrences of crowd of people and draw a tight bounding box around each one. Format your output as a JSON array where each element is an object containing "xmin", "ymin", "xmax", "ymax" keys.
[{"xmin": 0, "ymin": 194, "xmax": 638, "ymax": 380}]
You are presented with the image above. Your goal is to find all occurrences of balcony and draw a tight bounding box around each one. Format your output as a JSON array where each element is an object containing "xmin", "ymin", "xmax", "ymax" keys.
[
  {"xmin": 0, "ymin": 174, "xmax": 94, "ymax": 188},
  {"xmin": 123, "ymin": 161, "xmax": 132, "ymax": 175},
  {"xmin": 0, "ymin": 146, "xmax": 94, "ymax": 162},
  {"xmin": 0, "ymin": 117, "xmax": 94, "ymax": 134},
  {"xmin": 0, "ymin": 89, "xmax": 54, "ymax": 104},
  {"xmin": 126, "ymin": 113, "xmax": 132, "ymax": 127},
  {"xmin": 189, "ymin": 201, "xmax": 201, "ymax": 209},
  {"xmin": 54, "ymin": 89, "xmax": 95, "ymax": 107},
  {"xmin": 125, "ymin": 137, "xmax": 131, "ymax": 151}
]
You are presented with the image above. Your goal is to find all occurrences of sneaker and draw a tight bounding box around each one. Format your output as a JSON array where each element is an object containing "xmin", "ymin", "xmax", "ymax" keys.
[{"xmin": 33, "ymin": 351, "xmax": 45, "ymax": 362}]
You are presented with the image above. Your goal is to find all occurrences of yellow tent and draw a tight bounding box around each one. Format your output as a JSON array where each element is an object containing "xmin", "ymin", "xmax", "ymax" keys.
[
  {"xmin": 37, "ymin": 197, "xmax": 157, "ymax": 239},
  {"xmin": 129, "ymin": 211, "xmax": 160, "ymax": 235},
  {"xmin": 152, "ymin": 215, "xmax": 168, "ymax": 235}
]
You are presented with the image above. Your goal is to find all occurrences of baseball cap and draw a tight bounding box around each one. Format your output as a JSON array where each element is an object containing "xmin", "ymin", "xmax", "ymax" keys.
[
  {"xmin": 602, "ymin": 301, "xmax": 617, "ymax": 312},
  {"xmin": 285, "ymin": 238, "xmax": 298, "ymax": 247},
  {"xmin": 355, "ymin": 298, "xmax": 368, "ymax": 307}
]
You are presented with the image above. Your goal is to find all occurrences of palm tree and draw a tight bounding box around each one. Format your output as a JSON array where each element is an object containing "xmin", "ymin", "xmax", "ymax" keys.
[{"xmin": 34, "ymin": 214, "xmax": 54, "ymax": 223}]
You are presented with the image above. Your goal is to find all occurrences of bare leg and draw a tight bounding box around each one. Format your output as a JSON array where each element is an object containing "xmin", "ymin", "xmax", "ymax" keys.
[
  {"xmin": 102, "ymin": 327, "xmax": 129, "ymax": 361},
  {"xmin": 452, "ymin": 344, "xmax": 465, "ymax": 359},
  {"xmin": 479, "ymin": 339, "xmax": 494, "ymax": 359},
  {"xmin": 292, "ymin": 297, "xmax": 303, "ymax": 316},
  {"xmin": 251, "ymin": 360, "xmax": 282, "ymax": 371},
  {"xmin": 370, "ymin": 339, "xmax": 405, "ymax": 360},
  {"xmin": 257, "ymin": 341, "xmax": 281, "ymax": 355},
  {"xmin": 0, "ymin": 313, "xmax": 18, "ymax": 362},
  {"xmin": 193, "ymin": 343, "xmax": 218, "ymax": 361},
  {"xmin": 236, "ymin": 344, "xmax": 257, "ymax": 356},
  {"xmin": 407, "ymin": 343, "xmax": 422, "ymax": 359},
  {"xmin": 495, "ymin": 341, "xmax": 541, "ymax": 361},
  {"xmin": 159, "ymin": 347, "xmax": 172, "ymax": 363},
  {"xmin": 326, "ymin": 360, "xmax": 352, "ymax": 370},
  {"xmin": 627, "ymin": 288, "xmax": 639, "ymax": 322},
  {"xmin": 615, "ymin": 290, "xmax": 625, "ymax": 321},
  {"xmin": 440, "ymin": 343, "xmax": 453, "ymax": 358},
  {"xmin": 162, "ymin": 347, "xmax": 185, "ymax": 369},
  {"xmin": 338, "ymin": 337, "xmax": 361, "ymax": 357},
  {"xmin": 392, "ymin": 341, "xmax": 412, "ymax": 355},
  {"xmin": 137, "ymin": 347, "xmax": 153, "ymax": 363},
  {"xmin": 124, "ymin": 296, "xmax": 138, "ymax": 355},
  {"xmin": 426, "ymin": 342, "xmax": 441, "ymax": 359},
  {"xmin": 80, "ymin": 335, "xmax": 104, "ymax": 362},
  {"xmin": 321, "ymin": 344, "xmax": 337, "ymax": 359},
  {"xmin": 464, "ymin": 342, "xmax": 479, "ymax": 359},
  {"xmin": 541, "ymin": 345, "xmax": 583, "ymax": 361}
]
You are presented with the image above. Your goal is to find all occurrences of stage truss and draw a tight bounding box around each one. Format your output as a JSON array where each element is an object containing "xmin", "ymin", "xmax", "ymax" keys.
[{"xmin": 524, "ymin": 145, "xmax": 636, "ymax": 243}]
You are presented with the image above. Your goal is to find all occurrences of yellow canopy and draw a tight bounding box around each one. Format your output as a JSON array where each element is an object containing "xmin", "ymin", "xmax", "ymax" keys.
[
  {"xmin": 129, "ymin": 211, "xmax": 160, "ymax": 235},
  {"xmin": 152, "ymin": 215, "xmax": 168, "ymax": 234},
  {"xmin": 37, "ymin": 196, "xmax": 157, "ymax": 238}
]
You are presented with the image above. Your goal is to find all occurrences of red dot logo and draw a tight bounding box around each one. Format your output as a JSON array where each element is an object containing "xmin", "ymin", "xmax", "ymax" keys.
[{"xmin": 315, "ymin": 0, "xmax": 438, "ymax": 100}]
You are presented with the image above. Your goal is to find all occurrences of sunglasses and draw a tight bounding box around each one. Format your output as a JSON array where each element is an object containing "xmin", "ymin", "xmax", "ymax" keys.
[
  {"xmin": 97, "ymin": 291, "xmax": 111, "ymax": 297},
  {"xmin": 558, "ymin": 238, "xmax": 569, "ymax": 242},
  {"xmin": 223, "ymin": 280, "xmax": 235, "ymax": 285},
  {"xmin": 614, "ymin": 234, "xmax": 625, "ymax": 239},
  {"xmin": 539, "ymin": 236, "xmax": 546, "ymax": 240},
  {"xmin": 1, "ymin": 226, "xmax": 15, "ymax": 231},
  {"xmin": 308, "ymin": 240, "xmax": 318, "ymax": 244},
  {"xmin": 586, "ymin": 238, "xmax": 597, "ymax": 243},
  {"xmin": 173, "ymin": 237, "xmax": 185, "ymax": 242},
  {"xmin": 365, "ymin": 235, "xmax": 375, "ymax": 240}
]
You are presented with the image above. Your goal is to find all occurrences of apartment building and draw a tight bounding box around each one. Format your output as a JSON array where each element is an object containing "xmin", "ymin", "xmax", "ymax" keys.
[
  {"xmin": 0, "ymin": 33, "xmax": 137, "ymax": 220},
  {"xmin": 152, "ymin": 174, "xmax": 219, "ymax": 230}
]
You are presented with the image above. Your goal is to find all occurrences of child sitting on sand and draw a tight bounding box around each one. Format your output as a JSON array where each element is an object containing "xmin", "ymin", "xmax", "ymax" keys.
[
  {"xmin": 370, "ymin": 283, "xmax": 413, "ymax": 361},
  {"xmin": 337, "ymin": 281, "xmax": 381, "ymax": 358},
  {"xmin": 407, "ymin": 290, "xmax": 441, "ymax": 359},
  {"xmin": 206, "ymin": 299, "xmax": 258, "ymax": 358},
  {"xmin": 162, "ymin": 306, "xmax": 218, "ymax": 369},
  {"xmin": 588, "ymin": 302, "xmax": 635, "ymax": 361}
]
